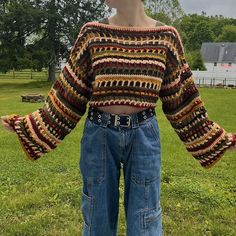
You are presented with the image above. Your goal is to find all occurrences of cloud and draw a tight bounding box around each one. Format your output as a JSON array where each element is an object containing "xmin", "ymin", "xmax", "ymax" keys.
[{"xmin": 179, "ymin": 0, "xmax": 236, "ymax": 18}]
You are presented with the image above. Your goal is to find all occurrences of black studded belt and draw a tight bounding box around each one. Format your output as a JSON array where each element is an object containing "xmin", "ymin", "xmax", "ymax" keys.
[{"xmin": 87, "ymin": 106, "xmax": 156, "ymax": 128}]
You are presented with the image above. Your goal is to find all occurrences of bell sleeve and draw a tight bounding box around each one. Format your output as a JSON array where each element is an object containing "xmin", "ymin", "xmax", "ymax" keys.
[
  {"xmin": 159, "ymin": 26, "xmax": 236, "ymax": 169},
  {"xmin": 4, "ymin": 23, "xmax": 93, "ymax": 161}
]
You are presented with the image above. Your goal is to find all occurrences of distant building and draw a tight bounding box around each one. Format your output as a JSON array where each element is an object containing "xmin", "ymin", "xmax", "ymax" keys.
[
  {"xmin": 200, "ymin": 42, "xmax": 236, "ymax": 73},
  {"xmin": 58, "ymin": 58, "xmax": 67, "ymax": 71}
]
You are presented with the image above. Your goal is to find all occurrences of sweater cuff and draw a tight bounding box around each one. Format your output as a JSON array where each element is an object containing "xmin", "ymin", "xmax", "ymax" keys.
[
  {"xmin": 4, "ymin": 114, "xmax": 42, "ymax": 161},
  {"xmin": 201, "ymin": 132, "xmax": 236, "ymax": 170},
  {"xmin": 227, "ymin": 132, "xmax": 236, "ymax": 147}
]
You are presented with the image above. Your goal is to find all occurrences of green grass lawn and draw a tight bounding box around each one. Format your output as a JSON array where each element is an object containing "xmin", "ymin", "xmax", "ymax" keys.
[{"xmin": 0, "ymin": 78, "xmax": 235, "ymax": 236}]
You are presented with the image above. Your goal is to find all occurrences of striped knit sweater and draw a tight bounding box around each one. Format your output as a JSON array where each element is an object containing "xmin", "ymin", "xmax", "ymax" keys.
[{"xmin": 4, "ymin": 17, "xmax": 236, "ymax": 169}]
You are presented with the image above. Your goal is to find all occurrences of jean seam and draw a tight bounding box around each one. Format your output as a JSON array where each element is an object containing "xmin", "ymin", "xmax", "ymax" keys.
[
  {"xmin": 95, "ymin": 126, "xmax": 106, "ymax": 184},
  {"xmin": 102, "ymin": 127, "xmax": 107, "ymax": 183},
  {"xmin": 81, "ymin": 191, "xmax": 94, "ymax": 229}
]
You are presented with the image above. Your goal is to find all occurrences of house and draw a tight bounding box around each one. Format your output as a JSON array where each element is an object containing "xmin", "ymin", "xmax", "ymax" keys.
[{"xmin": 200, "ymin": 42, "xmax": 236, "ymax": 73}]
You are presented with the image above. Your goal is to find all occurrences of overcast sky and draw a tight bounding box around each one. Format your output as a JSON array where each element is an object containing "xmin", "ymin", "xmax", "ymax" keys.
[{"xmin": 179, "ymin": 0, "xmax": 236, "ymax": 18}]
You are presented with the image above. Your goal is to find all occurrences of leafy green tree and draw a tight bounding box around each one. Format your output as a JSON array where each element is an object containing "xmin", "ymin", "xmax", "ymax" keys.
[
  {"xmin": 145, "ymin": 0, "xmax": 184, "ymax": 24},
  {"xmin": 191, "ymin": 50, "xmax": 207, "ymax": 70},
  {"xmin": 216, "ymin": 25, "xmax": 236, "ymax": 42},
  {"xmin": 186, "ymin": 21, "xmax": 214, "ymax": 51},
  {"xmin": 175, "ymin": 13, "xmax": 236, "ymax": 47},
  {"xmin": 0, "ymin": 0, "xmax": 41, "ymax": 73},
  {"xmin": 0, "ymin": 0, "xmax": 107, "ymax": 81}
]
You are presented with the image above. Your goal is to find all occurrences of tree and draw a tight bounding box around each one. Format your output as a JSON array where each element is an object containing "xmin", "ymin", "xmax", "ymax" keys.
[
  {"xmin": 216, "ymin": 25, "xmax": 236, "ymax": 42},
  {"xmin": 186, "ymin": 21, "xmax": 214, "ymax": 51},
  {"xmin": 191, "ymin": 50, "xmax": 207, "ymax": 70},
  {"xmin": 0, "ymin": 0, "xmax": 41, "ymax": 73},
  {"xmin": 144, "ymin": 0, "xmax": 184, "ymax": 24},
  {"xmin": 0, "ymin": 0, "xmax": 107, "ymax": 82}
]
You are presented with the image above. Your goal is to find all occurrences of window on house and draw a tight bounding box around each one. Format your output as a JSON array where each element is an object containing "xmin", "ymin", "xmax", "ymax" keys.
[
  {"xmin": 228, "ymin": 62, "xmax": 232, "ymax": 66},
  {"xmin": 214, "ymin": 62, "xmax": 217, "ymax": 66}
]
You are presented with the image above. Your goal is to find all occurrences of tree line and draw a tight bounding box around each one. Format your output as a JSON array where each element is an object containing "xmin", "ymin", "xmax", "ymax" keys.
[{"xmin": 0, "ymin": 0, "xmax": 236, "ymax": 82}]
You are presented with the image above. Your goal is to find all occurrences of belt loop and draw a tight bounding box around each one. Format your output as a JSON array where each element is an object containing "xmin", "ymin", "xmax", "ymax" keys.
[
  {"xmin": 100, "ymin": 110, "xmax": 109, "ymax": 128},
  {"xmin": 131, "ymin": 112, "xmax": 139, "ymax": 128}
]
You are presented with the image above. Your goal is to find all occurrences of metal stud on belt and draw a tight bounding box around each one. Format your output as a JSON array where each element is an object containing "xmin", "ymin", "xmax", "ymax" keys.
[{"xmin": 88, "ymin": 107, "xmax": 155, "ymax": 128}]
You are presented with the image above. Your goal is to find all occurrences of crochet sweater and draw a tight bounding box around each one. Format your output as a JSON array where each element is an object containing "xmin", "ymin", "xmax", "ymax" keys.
[{"xmin": 5, "ymin": 17, "xmax": 236, "ymax": 169}]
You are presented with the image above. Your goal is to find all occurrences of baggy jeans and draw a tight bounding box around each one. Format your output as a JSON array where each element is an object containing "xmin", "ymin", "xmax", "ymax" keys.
[{"xmin": 79, "ymin": 109, "xmax": 162, "ymax": 236}]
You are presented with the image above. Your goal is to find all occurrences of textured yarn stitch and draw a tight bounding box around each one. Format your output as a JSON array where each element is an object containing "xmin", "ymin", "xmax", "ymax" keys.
[{"xmin": 5, "ymin": 17, "xmax": 236, "ymax": 169}]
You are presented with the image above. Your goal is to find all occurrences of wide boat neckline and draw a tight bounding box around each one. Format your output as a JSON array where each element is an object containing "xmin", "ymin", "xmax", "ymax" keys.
[{"xmin": 84, "ymin": 17, "xmax": 174, "ymax": 32}]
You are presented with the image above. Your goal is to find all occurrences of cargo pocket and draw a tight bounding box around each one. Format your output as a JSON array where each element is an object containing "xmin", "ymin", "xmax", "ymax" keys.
[
  {"xmin": 81, "ymin": 191, "xmax": 93, "ymax": 229},
  {"xmin": 142, "ymin": 207, "xmax": 162, "ymax": 235}
]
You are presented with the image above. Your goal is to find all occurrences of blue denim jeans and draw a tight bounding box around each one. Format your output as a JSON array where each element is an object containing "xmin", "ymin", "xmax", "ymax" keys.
[{"xmin": 79, "ymin": 109, "xmax": 162, "ymax": 236}]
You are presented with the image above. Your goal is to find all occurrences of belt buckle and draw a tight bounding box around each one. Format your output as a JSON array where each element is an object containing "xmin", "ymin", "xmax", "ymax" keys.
[
  {"xmin": 114, "ymin": 115, "xmax": 120, "ymax": 126},
  {"xmin": 120, "ymin": 115, "xmax": 131, "ymax": 127}
]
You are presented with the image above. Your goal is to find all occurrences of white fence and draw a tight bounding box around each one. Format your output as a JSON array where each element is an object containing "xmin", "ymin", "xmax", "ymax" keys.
[{"xmin": 192, "ymin": 70, "xmax": 236, "ymax": 87}]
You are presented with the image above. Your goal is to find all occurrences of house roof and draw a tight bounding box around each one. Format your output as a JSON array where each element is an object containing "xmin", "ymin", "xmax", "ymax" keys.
[{"xmin": 200, "ymin": 42, "xmax": 236, "ymax": 63}]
